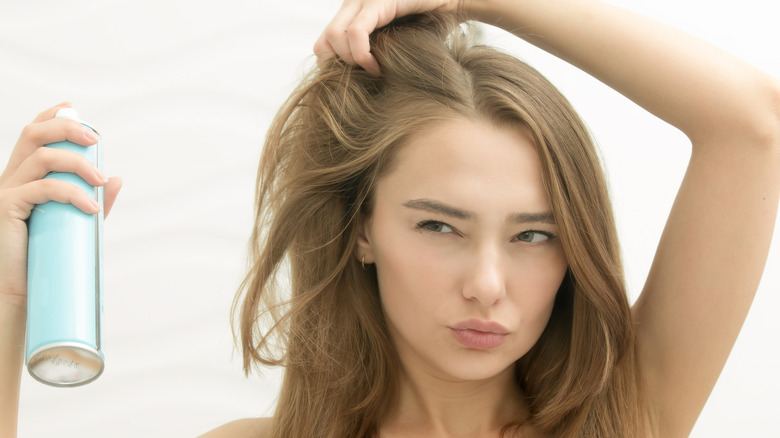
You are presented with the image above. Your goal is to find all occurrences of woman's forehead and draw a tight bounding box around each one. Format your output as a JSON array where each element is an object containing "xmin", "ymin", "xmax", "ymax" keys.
[{"xmin": 374, "ymin": 117, "xmax": 551, "ymax": 215}]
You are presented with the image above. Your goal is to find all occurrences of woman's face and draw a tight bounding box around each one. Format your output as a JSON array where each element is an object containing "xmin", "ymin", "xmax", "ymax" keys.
[{"xmin": 358, "ymin": 117, "xmax": 568, "ymax": 382}]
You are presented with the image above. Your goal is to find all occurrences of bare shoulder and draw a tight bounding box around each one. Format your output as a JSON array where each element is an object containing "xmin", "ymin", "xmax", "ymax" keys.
[{"xmin": 199, "ymin": 417, "xmax": 272, "ymax": 438}]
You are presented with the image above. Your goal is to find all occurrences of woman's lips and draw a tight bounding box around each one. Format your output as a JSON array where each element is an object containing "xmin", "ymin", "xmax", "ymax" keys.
[{"xmin": 450, "ymin": 319, "xmax": 509, "ymax": 350}]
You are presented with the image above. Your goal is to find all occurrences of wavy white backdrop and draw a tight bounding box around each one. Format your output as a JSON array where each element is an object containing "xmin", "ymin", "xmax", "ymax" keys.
[{"xmin": 1, "ymin": 0, "xmax": 777, "ymax": 436}]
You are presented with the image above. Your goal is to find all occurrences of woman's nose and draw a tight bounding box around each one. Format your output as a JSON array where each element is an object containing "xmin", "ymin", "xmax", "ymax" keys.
[{"xmin": 461, "ymin": 246, "xmax": 506, "ymax": 306}]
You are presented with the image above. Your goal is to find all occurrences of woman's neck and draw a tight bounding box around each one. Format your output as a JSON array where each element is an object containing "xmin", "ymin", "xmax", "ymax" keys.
[{"xmin": 380, "ymin": 364, "xmax": 529, "ymax": 438}]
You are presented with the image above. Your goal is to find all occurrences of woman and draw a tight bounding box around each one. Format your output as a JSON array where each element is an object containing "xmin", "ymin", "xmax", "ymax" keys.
[
  {"xmin": 2, "ymin": 0, "xmax": 778, "ymax": 437},
  {"xmin": 217, "ymin": 0, "xmax": 776, "ymax": 435}
]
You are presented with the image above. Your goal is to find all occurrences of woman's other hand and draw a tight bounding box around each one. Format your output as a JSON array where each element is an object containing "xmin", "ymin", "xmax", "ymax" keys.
[
  {"xmin": 0, "ymin": 103, "xmax": 122, "ymax": 306},
  {"xmin": 313, "ymin": 0, "xmax": 461, "ymax": 75}
]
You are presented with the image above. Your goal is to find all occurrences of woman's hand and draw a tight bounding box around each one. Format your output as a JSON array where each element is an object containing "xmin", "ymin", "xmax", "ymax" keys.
[
  {"xmin": 313, "ymin": 0, "xmax": 461, "ymax": 75},
  {"xmin": 0, "ymin": 103, "xmax": 122, "ymax": 306},
  {"xmin": 0, "ymin": 103, "xmax": 122, "ymax": 437}
]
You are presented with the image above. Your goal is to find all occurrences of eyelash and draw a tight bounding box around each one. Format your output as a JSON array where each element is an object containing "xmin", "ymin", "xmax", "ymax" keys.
[
  {"xmin": 513, "ymin": 230, "xmax": 557, "ymax": 244},
  {"xmin": 415, "ymin": 220, "xmax": 557, "ymax": 245},
  {"xmin": 416, "ymin": 220, "xmax": 455, "ymax": 234}
]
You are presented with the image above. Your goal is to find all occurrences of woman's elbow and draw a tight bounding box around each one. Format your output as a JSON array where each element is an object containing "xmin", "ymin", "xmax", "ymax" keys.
[{"xmin": 750, "ymin": 75, "xmax": 780, "ymax": 153}]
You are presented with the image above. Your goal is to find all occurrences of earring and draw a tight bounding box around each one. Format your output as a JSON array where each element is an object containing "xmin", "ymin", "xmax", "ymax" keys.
[{"xmin": 361, "ymin": 256, "xmax": 366, "ymax": 270}]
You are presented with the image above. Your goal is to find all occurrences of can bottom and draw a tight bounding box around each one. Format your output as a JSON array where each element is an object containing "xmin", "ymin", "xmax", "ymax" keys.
[{"xmin": 27, "ymin": 342, "xmax": 104, "ymax": 387}]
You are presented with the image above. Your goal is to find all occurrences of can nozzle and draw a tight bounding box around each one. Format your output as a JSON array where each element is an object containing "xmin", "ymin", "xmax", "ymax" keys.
[
  {"xmin": 54, "ymin": 107, "xmax": 98, "ymax": 136},
  {"xmin": 55, "ymin": 107, "xmax": 79, "ymax": 120}
]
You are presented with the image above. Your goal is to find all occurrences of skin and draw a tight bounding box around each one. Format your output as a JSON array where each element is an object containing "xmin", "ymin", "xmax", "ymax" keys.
[{"xmin": 358, "ymin": 118, "xmax": 567, "ymax": 437}]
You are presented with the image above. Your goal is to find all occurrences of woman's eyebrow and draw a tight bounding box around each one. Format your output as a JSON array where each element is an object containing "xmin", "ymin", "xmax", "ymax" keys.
[
  {"xmin": 510, "ymin": 212, "xmax": 557, "ymax": 224},
  {"xmin": 403, "ymin": 199, "xmax": 473, "ymax": 219},
  {"xmin": 403, "ymin": 199, "xmax": 556, "ymax": 224}
]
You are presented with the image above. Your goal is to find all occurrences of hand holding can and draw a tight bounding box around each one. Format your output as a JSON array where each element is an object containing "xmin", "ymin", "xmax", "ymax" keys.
[
  {"xmin": 0, "ymin": 105, "xmax": 121, "ymax": 436},
  {"xmin": 24, "ymin": 108, "xmax": 106, "ymax": 386}
]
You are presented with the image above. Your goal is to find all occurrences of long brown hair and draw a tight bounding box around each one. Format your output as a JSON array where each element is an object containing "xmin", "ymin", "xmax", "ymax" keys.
[{"xmin": 234, "ymin": 13, "xmax": 647, "ymax": 437}]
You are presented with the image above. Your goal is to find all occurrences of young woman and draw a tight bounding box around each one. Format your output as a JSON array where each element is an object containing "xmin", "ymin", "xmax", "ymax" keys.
[{"xmin": 2, "ymin": 0, "xmax": 778, "ymax": 437}]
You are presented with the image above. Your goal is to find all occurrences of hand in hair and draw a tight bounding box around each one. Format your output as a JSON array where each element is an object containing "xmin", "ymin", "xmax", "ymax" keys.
[{"xmin": 313, "ymin": 0, "xmax": 460, "ymax": 75}]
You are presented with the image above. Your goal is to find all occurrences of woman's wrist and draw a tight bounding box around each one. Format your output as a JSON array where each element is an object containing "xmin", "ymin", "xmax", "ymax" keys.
[
  {"xmin": 459, "ymin": 0, "xmax": 528, "ymax": 29},
  {"xmin": 0, "ymin": 297, "xmax": 27, "ymax": 343},
  {"xmin": 0, "ymin": 293, "xmax": 26, "ymax": 314},
  {"xmin": 458, "ymin": 0, "xmax": 498, "ymax": 24},
  {"xmin": 0, "ymin": 278, "xmax": 28, "ymax": 313}
]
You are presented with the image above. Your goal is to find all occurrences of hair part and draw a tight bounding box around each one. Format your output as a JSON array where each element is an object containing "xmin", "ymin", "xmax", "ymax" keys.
[{"xmin": 234, "ymin": 13, "xmax": 648, "ymax": 438}]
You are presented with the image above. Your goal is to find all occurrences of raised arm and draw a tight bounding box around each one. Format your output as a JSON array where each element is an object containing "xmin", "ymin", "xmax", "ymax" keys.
[{"xmin": 317, "ymin": 0, "xmax": 780, "ymax": 435}]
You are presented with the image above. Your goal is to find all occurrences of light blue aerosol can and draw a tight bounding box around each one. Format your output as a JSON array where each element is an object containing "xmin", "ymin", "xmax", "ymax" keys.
[{"xmin": 25, "ymin": 108, "xmax": 104, "ymax": 387}]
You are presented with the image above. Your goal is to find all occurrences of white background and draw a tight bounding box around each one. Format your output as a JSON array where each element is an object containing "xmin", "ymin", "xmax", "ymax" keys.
[{"xmin": 1, "ymin": 0, "xmax": 777, "ymax": 436}]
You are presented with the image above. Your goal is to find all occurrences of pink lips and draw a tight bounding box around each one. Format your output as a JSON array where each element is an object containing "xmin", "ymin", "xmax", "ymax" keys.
[{"xmin": 450, "ymin": 319, "xmax": 509, "ymax": 350}]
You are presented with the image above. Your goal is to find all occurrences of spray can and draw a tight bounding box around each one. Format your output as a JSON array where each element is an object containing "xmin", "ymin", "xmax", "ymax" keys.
[{"xmin": 25, "ymin": 108, "xmax": 104, "ymax": 387}]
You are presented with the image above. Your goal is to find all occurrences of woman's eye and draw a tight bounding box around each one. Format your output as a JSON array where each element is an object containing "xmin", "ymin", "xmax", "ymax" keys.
[
  {"xmin": 419, "ymin": 221, "xmax": 454, "ymax": 233},
  {"xmin": 515, "ymin": 231, "xmax": 552, "ymax": 243}
]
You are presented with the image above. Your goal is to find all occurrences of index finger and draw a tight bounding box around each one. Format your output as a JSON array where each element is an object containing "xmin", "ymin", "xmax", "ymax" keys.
[
  {"xmin": 314, "ymin": 2, "xmax": 362, "ymax": 66},
  {"xmin": 347, "ymin": 9, "xmax": 382, "ymax": 75},
  {"xmin": 20, "ymin": 118, "xmax": 100, "ymax": 149},
  {"xmin": 1, "ymin": 114, "xmax": 99, "ymax": 187},
  {"xmin": 31, "ymin": 102, "xmax": 73, "ymax": 124}
]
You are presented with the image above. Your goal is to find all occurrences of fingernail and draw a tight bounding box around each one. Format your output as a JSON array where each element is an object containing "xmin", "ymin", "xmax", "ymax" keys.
[
  {"xmin": 84, "ymin": 127, "xmax": 100, "ymax": 143},
  {"xmin": 95, "ymin": 169, "xmax": 109, "ymax": 184},
  {"xmin": 90, "ymin": 198, "xmax": 102, "ymax": 212}
]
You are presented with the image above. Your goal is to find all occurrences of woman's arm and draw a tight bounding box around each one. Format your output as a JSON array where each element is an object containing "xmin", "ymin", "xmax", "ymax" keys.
[
  {"xmin": 318, "ymin": 0, "xmax": 780, "ymax": 435},
  {"xmin": 0, "ymin": 302, "xmax": 26, "ymax": 438},
  {"xmin": 468, "ymin": 0, "xmax": 779, "ymax": 147}
]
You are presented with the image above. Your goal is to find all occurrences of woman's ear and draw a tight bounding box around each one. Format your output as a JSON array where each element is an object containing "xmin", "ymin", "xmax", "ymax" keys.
[{"xmin": 355, "ymin": 212, "xmax": 376, "ymax": 265}]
